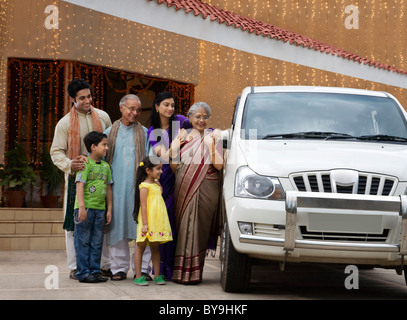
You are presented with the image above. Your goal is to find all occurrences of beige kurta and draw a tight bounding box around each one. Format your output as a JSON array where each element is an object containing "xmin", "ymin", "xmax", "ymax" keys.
[
  {"xmin": 49, "ymin": 108, "xmax": 111, "ymax": 270},
  {"xmin": 50, "ymin": 109, "xmax": 112, "ymax": 176},
  {"xmin": 50, "ymin": 108, "xmax": 112, "ymax": 216}
]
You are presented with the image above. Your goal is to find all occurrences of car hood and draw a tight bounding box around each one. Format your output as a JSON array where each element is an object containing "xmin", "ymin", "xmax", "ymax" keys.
[{"xmin": 237, "ymin": 139, "xmax": 407, "ymax": 179}]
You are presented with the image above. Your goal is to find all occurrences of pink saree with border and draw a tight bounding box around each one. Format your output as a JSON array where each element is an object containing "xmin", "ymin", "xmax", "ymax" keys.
[{"xmin": 172, "ymin": 131, "xmax": 222, "ymax": 284}]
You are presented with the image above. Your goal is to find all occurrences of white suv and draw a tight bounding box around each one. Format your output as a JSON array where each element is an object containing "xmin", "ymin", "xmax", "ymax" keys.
[{"xmin": 221, "ymin": 86, "xmax": 407, "ymax": 292}]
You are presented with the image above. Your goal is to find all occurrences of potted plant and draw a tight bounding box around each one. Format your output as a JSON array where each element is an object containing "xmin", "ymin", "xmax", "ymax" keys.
[
  {"xmin": 40, "ymin": 148, "xmax": 64, "ymax": 208},
  {"xmin": 0, "ymin": 144, "xmax": 38, "ymax": 207}
]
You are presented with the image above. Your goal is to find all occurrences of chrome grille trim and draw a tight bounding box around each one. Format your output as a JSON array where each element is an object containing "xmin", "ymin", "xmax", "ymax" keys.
[
  {"xmin": 290, "ymin": 171, "xmax": 397, "ymax": 196},
  {"xmin": 300, "ymin": 226, "xmax": 389, "ymax": 243}
]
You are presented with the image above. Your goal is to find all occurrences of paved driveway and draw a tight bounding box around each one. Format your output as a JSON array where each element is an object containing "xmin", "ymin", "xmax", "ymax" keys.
[{"xmin": 1, "ymin": 249, "xmax": 407, "ymax": 302}]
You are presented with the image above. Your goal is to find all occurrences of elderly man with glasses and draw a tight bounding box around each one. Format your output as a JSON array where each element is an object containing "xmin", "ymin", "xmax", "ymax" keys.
[{"xmin": 104, "ymin": 94, "xmax": 152, "ymax": 281}]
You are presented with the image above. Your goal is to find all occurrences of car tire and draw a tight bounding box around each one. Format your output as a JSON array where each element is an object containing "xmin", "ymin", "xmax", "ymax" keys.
[{"xmin": 220, "ymin": 221, "xmax": 252, "ymax": 292}]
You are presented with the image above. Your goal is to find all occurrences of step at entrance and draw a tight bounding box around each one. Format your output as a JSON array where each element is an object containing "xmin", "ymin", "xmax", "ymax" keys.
[{"xmin": 0, "ymin": 208, "xmax": 65, "ymax": 250}]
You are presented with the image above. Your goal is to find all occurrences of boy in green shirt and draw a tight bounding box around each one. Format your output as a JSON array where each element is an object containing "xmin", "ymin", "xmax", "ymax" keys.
[{"xmin": 74, "ymin": 131, "xmax": 113, "ymax": 283}]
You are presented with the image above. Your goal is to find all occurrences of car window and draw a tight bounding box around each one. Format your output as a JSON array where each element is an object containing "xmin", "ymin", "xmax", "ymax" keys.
[{"xmin": 241, "ymin": 92, "xmax": 407, "ymax": 141}]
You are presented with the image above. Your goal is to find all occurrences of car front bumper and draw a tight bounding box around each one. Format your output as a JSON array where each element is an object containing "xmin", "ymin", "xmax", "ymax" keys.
[{"xmin": 227, "ymin": 192, "xmax": 407, "ymax": 266}]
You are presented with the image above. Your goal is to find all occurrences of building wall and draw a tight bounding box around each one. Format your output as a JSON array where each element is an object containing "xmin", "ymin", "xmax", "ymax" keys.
[
  {"xmin": 0, "ymin": 0, "xmax": 406, "ymax": 152},
  {"xmin": 6, "ymin": 0, "xmax": 200, "ymax": 82},
  {"xmin": 205, "ymin": 0, "xmax": 406, "ymax": 73},
  {"xmin": 0, "ymin": 1, "xmax": 10, "ymax": 163},
  {"xmin": 197, "ymin": 0, "xmax": 407, "ymax": 129},
  {"xmin": 195, "ymin": 42, "xmax": 407, "ymax": 130},
  {"xmin": 0, "ymin": 0, "xmax": 200, "ymax": 160}
]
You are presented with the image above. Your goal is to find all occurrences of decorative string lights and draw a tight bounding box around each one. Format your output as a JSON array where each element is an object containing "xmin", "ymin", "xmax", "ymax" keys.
[
  {"xmin": 0, "ymin": 0, "xmax": 9, "ymax": 163},
  {"xmin": 0, "ymin": 0, "xmax": 407, "ymax": 208},
  {"xmin": 196, "ymin": 0, "xmax": 407, "ymax": 129},
  {"xmin": 5, "ymin": 1, "xmax": 200, "ymax": 84},
  {"xmin": 0, "ymin": 0, "xmax": 406, "ymax": 137},
  {"xmin": 6, "ymin": 58, "xmax": 194, "ymax": 170}
]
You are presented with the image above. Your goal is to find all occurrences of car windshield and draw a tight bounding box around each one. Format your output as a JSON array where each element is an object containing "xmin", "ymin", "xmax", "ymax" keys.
[{"xmin": 241, "ymin": 92, "xmax": 407, "ymax": 142}]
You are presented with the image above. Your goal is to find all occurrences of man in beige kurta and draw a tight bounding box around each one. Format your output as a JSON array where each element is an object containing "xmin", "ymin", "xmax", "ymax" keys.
[{"xmin": 50, "ymin": 79, "xmax": 112, "ymax": 278}]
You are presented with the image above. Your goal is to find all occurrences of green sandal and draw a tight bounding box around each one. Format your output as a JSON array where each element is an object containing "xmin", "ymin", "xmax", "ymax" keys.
[
  {"xmin": 153, "ymin": 274, "xmax": 166, "ymax": 285},
  {"xmin": 134, "ymin": 275, "xmax": 149, "ymax": 286}
]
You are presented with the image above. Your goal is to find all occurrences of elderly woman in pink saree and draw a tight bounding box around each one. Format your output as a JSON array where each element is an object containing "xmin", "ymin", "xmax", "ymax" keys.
[{"xmin": 170, "ymin": 102, "xmax": 223, "ymax": 284}]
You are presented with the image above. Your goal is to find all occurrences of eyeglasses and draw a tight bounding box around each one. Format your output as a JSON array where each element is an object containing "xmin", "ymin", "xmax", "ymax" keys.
[
  {"xmin": 124, "ymin": 106, "xmax": 142, "ymax": 113},
  {"xmin": 193, "ymin": 115, "xmax": 210, "ymax": 121}
]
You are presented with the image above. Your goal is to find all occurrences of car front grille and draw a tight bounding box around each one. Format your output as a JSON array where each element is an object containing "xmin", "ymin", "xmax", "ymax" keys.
[
  {"xmin": 300, "ymin": 226, "xmax": 389, "ymax": 242},
  {"xmin": 291, "ymin": 171, "xmax": 397, "ymax": 196}
]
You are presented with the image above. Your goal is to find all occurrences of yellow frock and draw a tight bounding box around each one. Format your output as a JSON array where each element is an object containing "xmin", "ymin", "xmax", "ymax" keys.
[{"xmin": 136, "ymin": 182, "xmax": 173, "ymax": 244}]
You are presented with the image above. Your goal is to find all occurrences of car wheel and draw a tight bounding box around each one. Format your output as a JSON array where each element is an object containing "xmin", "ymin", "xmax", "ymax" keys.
[{"xmin": 220, "ymin": 221, "xmax": 251, "ymax": 292}]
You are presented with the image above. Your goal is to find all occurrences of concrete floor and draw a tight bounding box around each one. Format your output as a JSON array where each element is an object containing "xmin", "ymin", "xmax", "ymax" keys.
[
  {"xmin": 3, "ymin": 249, "xmax": 407, "ymax": 304},
  {"xmin": 0, "ymin": 249, "xmax": 257, "ymax": 301}
]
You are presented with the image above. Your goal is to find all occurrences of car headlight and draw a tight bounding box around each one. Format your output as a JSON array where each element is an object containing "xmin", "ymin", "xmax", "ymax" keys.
[{"xmin": 234, "ymin": 166, "xmax": 285, "ymax": 200}]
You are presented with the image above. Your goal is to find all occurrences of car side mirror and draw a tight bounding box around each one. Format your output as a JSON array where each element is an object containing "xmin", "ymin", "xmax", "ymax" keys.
[{"xmin": 221, "ymin": 129, "xmax": 231, "ymax": 149}]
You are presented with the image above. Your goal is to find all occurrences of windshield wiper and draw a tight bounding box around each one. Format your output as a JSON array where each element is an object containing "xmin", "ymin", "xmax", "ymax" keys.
[
  {"xmin": 262, "ymin": 132, "xmax": 407, "ymax": 142},
  {"xmin": 323, "ymin": 133, "xmax": 357, "ymax": 140},
  {"xmin": 356, "ymin": 134, "xmax": 407, "ymax": 142},
  {"xmin": 263, "ymin": 131, "xmax": 355, "ymax": 140},
  {"xmin": 262, "ymin": 132, "xmax": 304, "ymax": 139}
]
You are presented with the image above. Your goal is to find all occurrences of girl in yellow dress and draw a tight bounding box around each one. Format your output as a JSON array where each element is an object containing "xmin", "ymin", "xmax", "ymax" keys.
[{"xmin": 133, "ymin": 156, "xmax": 173, "ymax": 285}]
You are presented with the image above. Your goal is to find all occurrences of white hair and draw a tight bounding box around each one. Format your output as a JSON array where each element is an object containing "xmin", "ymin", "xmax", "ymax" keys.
[
  {"xmin": 188, "ymin": 102, "xmax": 212, "ymax": 117},
  {"xmin": 119, "ymin": 94, "xmax": 141, "ymax": 107}
]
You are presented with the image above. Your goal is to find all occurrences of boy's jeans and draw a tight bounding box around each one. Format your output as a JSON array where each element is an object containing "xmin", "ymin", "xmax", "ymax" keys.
[{"xmin": 73, "ymin": 208, "xmax": 105, "ymax": 281}]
